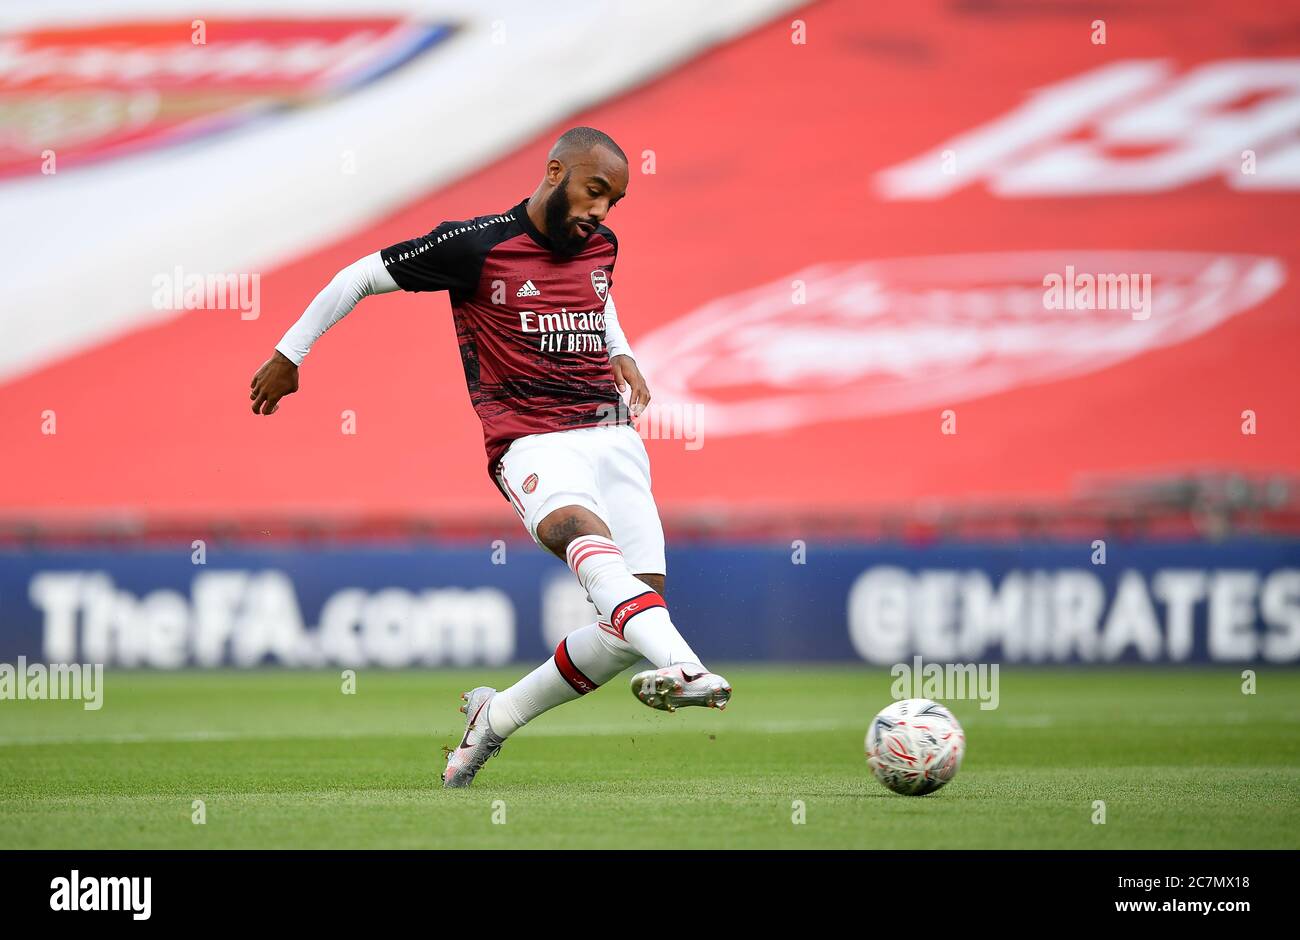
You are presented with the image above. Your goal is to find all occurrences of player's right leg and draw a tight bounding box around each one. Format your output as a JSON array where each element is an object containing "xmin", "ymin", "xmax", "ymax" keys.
[
  {"xmin": 590, "ymin": 423, "xmax": 731, "ymax": 711},
  {"xmin": 502, "ymin": 429, "xmax": 728, "ymax": 710},
  {"xmin": 497, "ymin": 428, "xmax": 701, "ymax": 676},
  {"xmin": 540, "ymin": 506, "xmax": 729, "ymax": 711}
]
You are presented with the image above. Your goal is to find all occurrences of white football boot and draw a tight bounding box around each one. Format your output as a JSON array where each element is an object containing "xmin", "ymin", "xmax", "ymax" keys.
[
  {"xmin": 630, "ymin": 664, "xmax": 731, "ymax": 713},
  {"xmin": 441, "ymin": 686, "xmax": 506, "ymax": 789}
]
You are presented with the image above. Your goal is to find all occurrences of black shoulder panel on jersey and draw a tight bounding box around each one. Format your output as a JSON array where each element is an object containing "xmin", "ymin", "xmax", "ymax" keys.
[
  {"xmin": 595, "ymin": 224, "xmax": 618, "ymax": 258},
  {"xmin": 380, "ymin": 208, "xmax": 522, "ymax": 305}
]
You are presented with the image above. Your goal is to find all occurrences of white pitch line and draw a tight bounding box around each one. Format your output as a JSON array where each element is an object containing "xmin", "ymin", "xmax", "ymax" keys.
[
  {"xmin": 0, "ymin": 718, "xmax": 864, "ymax": 747},
  {"xmin": 3, "ymin": 710, "xmax": 1288, "ymax": 748}
]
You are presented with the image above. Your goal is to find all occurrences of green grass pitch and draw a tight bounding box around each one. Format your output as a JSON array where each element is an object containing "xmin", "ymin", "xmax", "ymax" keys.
[{"xmin": 1, "ymin": 666, "xmax": 1296, "ymax": 849}]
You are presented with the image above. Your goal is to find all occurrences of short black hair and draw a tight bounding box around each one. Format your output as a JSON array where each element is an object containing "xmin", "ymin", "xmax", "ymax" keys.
[{"xmin": 550, "ymin": 126, "xmax": 627, "ymax": 164}]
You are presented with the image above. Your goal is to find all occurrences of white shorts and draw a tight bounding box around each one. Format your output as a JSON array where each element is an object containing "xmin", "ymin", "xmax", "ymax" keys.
[{"xmin": 496, "ymin": 423, "xmax": 666, "ymax": 575}]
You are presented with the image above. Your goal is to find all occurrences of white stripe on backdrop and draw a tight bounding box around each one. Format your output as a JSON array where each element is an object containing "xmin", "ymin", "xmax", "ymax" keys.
[{"xmin": 0, "ymin": 0, "xmax": 802, "ymax": 382}]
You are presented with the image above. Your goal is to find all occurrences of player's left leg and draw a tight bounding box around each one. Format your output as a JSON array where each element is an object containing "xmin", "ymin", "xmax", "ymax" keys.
[
  {"xmin": 485, "ymin": 618, "xmax": 640, "ymax": 737},
  {"xmin": 442, "ymin": 615, "xmax": 641, "ymax": 787}
]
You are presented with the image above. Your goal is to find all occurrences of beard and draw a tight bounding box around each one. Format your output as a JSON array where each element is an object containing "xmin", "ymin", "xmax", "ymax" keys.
[{"xmin": 543, "ymin": 173, "xmax": 589, "ymax": 256}]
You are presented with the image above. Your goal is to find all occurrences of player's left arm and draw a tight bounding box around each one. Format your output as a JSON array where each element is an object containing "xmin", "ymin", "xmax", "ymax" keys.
[{"xmin": 603, "ymin": 291, "xmax": 650, "ymax": 417}]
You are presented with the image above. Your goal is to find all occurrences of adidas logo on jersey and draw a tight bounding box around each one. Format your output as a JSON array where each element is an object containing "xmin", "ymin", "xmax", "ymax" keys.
[{"xmin": 516, "ymin": 280, "xmax": 540, "ymax": 297}]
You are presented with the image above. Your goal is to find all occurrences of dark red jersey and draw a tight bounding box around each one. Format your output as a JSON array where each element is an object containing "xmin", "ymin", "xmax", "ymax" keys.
[{"xmin": 380, "ymin": 198, "xmax": 631, "ymax": 488}]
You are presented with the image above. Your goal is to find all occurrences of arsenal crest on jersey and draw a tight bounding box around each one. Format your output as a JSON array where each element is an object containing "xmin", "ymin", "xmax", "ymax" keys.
[{"xmin": 591, "ymin": 269, "xmax": 609, "ymax": 303}]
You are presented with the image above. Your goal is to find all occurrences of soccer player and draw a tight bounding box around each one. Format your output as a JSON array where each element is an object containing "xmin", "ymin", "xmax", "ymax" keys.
[{"xmin": 249, "ymin": 127, "xmax": 731, "ymax": 788}]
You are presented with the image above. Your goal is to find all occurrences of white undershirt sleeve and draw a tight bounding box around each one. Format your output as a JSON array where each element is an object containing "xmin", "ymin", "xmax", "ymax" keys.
[
  {"xmin": 603, "ymin": 292, "xmax": 635, "ymax": 361},
  {"xmin": 274, "ymin": 251, "xmax": 399, "ymax": 365}
]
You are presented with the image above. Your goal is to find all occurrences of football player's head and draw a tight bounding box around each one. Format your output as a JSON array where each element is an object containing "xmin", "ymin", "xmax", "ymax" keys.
[{"xmin": 542, "ymin": 126, "xmax": 629, "ymax": 256}]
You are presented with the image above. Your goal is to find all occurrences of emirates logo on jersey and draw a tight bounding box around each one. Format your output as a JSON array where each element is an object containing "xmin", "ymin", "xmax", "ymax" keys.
[
  {"xmin": 591, "ymin": 269, "xmax": 609, "ymax": 302},
  {"xmin": 635, "ymin": 251, "xmax": 1285, "ymax": 436},
  {"xmin": 522, "ymin": 473, "xmax": 539, "ymax": 494}
]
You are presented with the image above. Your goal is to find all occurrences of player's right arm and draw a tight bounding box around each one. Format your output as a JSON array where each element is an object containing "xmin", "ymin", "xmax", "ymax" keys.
[
  {"xmin": 249, "ymin": 252, "xmax": 398, "ymax": 415},
  {"xmin": 249, "ymin": 221, "xmax": 477, "ymax": 415}
]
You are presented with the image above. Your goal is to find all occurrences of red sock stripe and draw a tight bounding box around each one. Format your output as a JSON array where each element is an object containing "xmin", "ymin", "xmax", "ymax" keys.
[
  {"xmin": 609, "ymin": 590, "xmax": 666, "ymax": 640},
  {"xmin": 567, "ymin": 540, "xmax": 623, "ymax": 572},
  {"xmin": 553, "ymin": 638, "xmax": 598, "ymax": 695},
  {"xmin": 566, "ymin": 535, "xmax": 618, "ymax": 559},
  {"xmin": 569, "ymin": 548, "xmax": 623, "ymax": 573}
]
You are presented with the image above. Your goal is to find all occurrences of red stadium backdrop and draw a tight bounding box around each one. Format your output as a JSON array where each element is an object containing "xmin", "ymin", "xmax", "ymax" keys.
[{"xmin": 1, "ymin": 0, "xmax": 1297, "ymax": 539}]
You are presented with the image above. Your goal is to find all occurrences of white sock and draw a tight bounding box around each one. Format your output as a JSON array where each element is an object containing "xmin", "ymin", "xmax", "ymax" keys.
[
  {"xmin": 565, "ymin": 535, "xmax": 704, "ymax": 670},
  {"xmin": 487, "ymin": 622, "xmax": 640, "ymax": 737},
  {"xmin": 564, "ymin": 619, "xmax": 642, "ymax": 683}
]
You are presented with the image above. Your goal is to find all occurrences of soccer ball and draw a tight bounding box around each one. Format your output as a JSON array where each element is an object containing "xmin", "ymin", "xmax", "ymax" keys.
[{"xmin": 865, "ymin": 698, "xmax": 965, "ymax": 796}]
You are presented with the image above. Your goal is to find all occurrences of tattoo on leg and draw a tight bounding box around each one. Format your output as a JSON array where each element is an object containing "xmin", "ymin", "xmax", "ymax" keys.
[
  {"xmin": 550, "ymin": 514, "xmax": 587, "ymax": 546},
  {"xmin": 542, "ymin": 513, "xmax": 601, "ymax": 558}
]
